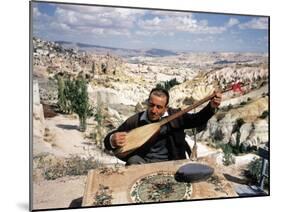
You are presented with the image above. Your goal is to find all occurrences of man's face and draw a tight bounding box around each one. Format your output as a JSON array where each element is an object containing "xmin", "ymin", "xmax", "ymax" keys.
[{"xmin": 147, "ymin": 94, "xmax": 168, "ymax": 121}]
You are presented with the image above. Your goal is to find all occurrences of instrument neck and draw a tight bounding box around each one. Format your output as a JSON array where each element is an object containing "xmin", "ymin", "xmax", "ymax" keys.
[
  {"xmin": 158, "ymin": 86, "xmax": 234, "ymax": 127},
  {"xmin": 159, "ymin": 93, "xmax": 216, "ymax": 126}
]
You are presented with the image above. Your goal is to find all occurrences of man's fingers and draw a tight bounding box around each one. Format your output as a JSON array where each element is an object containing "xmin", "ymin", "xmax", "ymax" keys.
[
  {"xmin": 117, "ymin": 133, "xmax": 127, "ymax": 140},
  {"xmin": 117, "ymin": 141, "xmax": 126, "ymax": 147},
  {"xmin": 210, "ymin": 91, "xmax": 222, "ymax": 109},
  {"xmin": 213, "ymin": 91, "xmax": 222, "ymax": 102},
  {"xmin": 213, "ymin": 97, "xmax": 221, "ymax": 103},
  {"xmin": 117, "ymin": 132, "xmax": 127, "ymax": 137},
  {"xmin": 112, "ymin": 132, "xmax": 127, "ymax": 147},
  {"xmin": 116, "ymin": 139, "xmax": 126, "ymax": 147},
  {"xmin": 118, "ymin": 132, "xmax": 127, "ymax": 136},
  {"xmin": 214, "ymin": 97, "xmax": 221, "ymax": 103}
]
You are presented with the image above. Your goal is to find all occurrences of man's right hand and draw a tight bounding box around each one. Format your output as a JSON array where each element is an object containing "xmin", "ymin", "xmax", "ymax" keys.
[{"xmin": 111, "ymin": 132, "xmax": 127, "ymax": 148}]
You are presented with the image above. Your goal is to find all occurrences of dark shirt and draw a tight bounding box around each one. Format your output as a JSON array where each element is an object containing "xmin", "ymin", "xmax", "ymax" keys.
[{"xmin": 143, "ymin": 125, "xmax": 169, "ymax": 162}]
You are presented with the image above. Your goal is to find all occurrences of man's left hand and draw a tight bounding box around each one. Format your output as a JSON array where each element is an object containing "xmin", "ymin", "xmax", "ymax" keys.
[{"xmin": 210, "ymin": 90, "xmax": 222, "ymax": 109}]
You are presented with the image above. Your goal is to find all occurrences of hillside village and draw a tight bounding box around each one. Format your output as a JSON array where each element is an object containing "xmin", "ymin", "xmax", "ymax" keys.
[{"xmin": 32, "ymin": 37, "xmax": 269, "ymax": 209}]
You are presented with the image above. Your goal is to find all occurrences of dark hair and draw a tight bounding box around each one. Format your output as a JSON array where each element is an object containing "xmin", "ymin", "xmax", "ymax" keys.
[{"xmin": 149, "ymin": 88, "xmax": 170, "ymax": 106}]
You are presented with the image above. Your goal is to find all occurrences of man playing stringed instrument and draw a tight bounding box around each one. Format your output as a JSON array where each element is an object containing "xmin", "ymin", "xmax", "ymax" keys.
[{"xmin": 104, "ymin": 88, "xmax": 222, "ymax": 165}]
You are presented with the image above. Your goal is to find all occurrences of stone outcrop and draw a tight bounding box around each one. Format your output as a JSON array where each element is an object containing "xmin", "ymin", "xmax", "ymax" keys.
[
  {"xmin": 168, "ymin": 62, "xmax": 268, "ymax": 109},
  {"xmin": 33, "ymin": 80, "xmax": 53, "ymax": 156},
  {"xmin": 198, "ymin": 96, "xmax": 268, "ymax": 150}
]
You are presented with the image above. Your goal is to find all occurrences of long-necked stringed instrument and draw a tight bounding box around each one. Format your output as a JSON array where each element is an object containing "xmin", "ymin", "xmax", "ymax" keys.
[{"xmin": 114, "ymin": 87, "xmax": 234, "ymax": 159}]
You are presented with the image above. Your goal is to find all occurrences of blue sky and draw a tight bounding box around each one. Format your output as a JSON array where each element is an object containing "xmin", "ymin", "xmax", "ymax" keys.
[{"xmin": 32, "ymin": 2, "xmax": 269, "ymax": 53}]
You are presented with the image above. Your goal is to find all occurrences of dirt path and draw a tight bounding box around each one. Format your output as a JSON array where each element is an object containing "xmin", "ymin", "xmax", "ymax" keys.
[
  {"xmin": 42, "ymin": 114, "xmax": 123, "ymax": 164},
  {"xmin": 33, "ymin": 176, "xmax": 86, "ymax": 210},
  {"xmin": 44, "ymin": 114, "xmax": 86, "ymax": 157}
]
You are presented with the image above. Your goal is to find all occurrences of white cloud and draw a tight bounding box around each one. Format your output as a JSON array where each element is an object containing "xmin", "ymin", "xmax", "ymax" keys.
[
  {"xmin": 137, "ymin": 15, "xmax": 226, "ymax": 34},
  {"xmin": 227, "ymin": 18, "xmax": 240, "ymax": 27},
  {"xmin": 90, "ymin": 27, "xmax": 131, "ymax": 36},
  {"xmin": 106, "ymin": 28, "xmax": 131, "ymax": 36},
  {"xmin": 33, "ymin": 7, "xmax": 41, "ymax": 18},
  {"xmin": 135, "ymin": 31, "xmax": 155, "ymax": 36},
  {"xmin": 91, "ymin": 28, "xmax": 104, "ymax": 35},
  {"xmin": 239, "ymin": 17, "xmax": 268, "ymax": 30},
  {"xmin": 49, "ymin": 22, "xmax": 72, "ymax": 32},
  {"xmin": 149, "ymin": 10, "xmax": 193, "ymax": 18},
  {"xmin": 54, "ymin": 5, "xmax": 143, "ymax": 29},
  {"xmin": 129, "ymin": 39, "xmax": 142, "ymax": 44},
  {"xmin": 114, "ymin": 8, "xmax": 146, "ymax": 18},
  {"xmin": 194, "ymin": 36, "xmax": 215, "ymax": 43},
  {"xmin": 34, "ymin": 4, "xmax": 143, "ymax": 38},
  {"xmin": 34, "ymin": 3, "xmax": 240, "ymax": 42},
  {"xmin": 135, "ymin": 30, "xmax": 174, "ymax": 37}
]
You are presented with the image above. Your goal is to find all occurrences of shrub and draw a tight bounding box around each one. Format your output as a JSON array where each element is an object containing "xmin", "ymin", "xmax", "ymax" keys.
[
  {"xmin": 220, "ymin": 104, "xmax": 233, "ymax": 112},
  {"xmin": 44, "ymin": 160, "xmax": 65, "ymax": 180},
  {"xmin": 245, "ymin": 157, "xmax": 269, "ymax": 189},
  {"xmin": 259, "ymin": 110, "xmax": 269, "ymax": 119},
  {"xmin": 246, "ymin": 158, "xmax": 262, "ymax": 182},
  {"xmin": 236, "ymin": 118, "xmax": 245, "ymax": 129},
  {"xmin": 101, "ymin": 63, "xmax": 107, "ymax": 74},
  {"xmin": 65, "ymin": 156, "xmax": 101, "ymax": 176},
  {"xmin": 42, "ymin": 156, "xmax": 102, "ymax": 180},
  {"xmin": 216, "ymin": 113, "xmax": 225, "ymax": 122},
  {"xmin": 227, "ymin": 104, "xmax": 233, "ymax": 110},
  {"xmin": 156, "ymin": 78, "xmax": 180, "ymax": 91},
  {"xmin": 221, "ymin": 144, "xmax": 236, "ymax": 166},
  {"xmin": 147, "ymin": 66, "xmax": 152, "ymax": 72},
  {"xmin": 240, "ymin": 101, "xmax": 247, "ymax": 106},
  {"xmin": 213, "ymin": 128, "xmax": 224, "ymax": 141},
  {"xmin": 232, "ymin": 118, "xmax": 245, "ymax": 133}
]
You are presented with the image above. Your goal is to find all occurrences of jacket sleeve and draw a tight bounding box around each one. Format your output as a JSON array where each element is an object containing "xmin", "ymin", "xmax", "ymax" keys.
[
  {"xmin": 103, "ymin": 113, "xmax": 140, "ymax": 151},
  {"xmin": 169, "ymin": 102, "xmax": 216, "ymax": 130}
]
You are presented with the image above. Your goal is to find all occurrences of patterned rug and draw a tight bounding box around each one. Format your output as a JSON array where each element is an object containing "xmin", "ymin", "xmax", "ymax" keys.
[{"xmin": 130, "ymin": 171, "xmax": 192, "ymax": 203}]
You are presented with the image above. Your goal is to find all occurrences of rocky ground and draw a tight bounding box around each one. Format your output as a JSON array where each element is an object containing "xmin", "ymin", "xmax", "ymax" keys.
[{"xmin": 33, "ymin": 175, "xmax": 86, "ymax": 210}]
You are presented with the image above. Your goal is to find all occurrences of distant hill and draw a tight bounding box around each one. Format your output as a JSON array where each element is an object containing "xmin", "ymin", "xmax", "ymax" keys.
[
  {"xmin": 145, "ymin": 48, "xmax": 178, "ymax": 57},
  {"xmin": 55, "ymin": 41, "xmax": 178, "ymax": 57},
  {"xmin": 213, "ymin": 60, "xmax": 236, "ymax": 65}
]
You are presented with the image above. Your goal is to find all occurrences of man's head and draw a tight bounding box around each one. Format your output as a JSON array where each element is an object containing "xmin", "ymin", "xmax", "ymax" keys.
[{"xmin": 147, "ymin": 88, "xmax": 169, "ymax": 122}]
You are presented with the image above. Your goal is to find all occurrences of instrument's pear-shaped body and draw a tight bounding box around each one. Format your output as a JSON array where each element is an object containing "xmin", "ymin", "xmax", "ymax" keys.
[{"xmin": 114, "ymin": 122, "xmax": 161, "ymax": 158}]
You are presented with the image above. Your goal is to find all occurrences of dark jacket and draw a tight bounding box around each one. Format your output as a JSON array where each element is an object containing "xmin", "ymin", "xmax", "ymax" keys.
[{"xmin": 104, "ymin": 103, "xmax": 216, "ymax": 162}]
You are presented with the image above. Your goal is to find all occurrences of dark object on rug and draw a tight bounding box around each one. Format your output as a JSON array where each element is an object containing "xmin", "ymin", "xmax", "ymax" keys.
[{"xmin": 175, "ymin": 163, "xmax": 214, "ymax": 183}]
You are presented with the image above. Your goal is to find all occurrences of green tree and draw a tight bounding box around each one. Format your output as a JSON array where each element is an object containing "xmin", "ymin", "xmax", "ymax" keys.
[
  {"xmin": 69, "ymin": 77, "xmax": 93, "ymax": 132},
  {"xmin": 57, "ymin": 76, "xmax": 72, "ymax": 113},
  {"xmin": 57, "ymin": 76, "xmax": 66, "ymax": 111},
  {"xmin": 156, "ymin": 78, "xmax": 180, "ymax": 91},
  {"xmin": 56, "ymin": 75, "xmax": 93, "ymax": 132}
]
